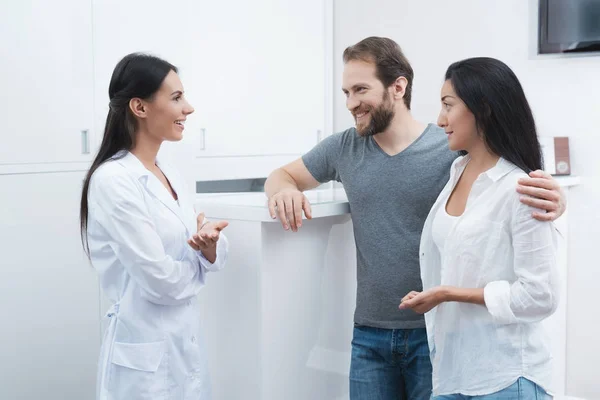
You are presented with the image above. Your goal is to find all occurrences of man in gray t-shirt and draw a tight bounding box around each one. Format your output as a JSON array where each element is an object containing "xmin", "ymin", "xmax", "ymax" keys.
[
  {"xmin": 302, "ymin": 123, "xmax": 455, "ymax": 330},
  {"xmin": 264, "ymin": 37, "xmax": 563, "ymax": 400}
]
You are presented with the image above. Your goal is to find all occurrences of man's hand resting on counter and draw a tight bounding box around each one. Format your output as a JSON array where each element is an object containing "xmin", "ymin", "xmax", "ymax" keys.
[{"xmin": 268, "ymin": 188, "xmax": 313, "ymax": 232}]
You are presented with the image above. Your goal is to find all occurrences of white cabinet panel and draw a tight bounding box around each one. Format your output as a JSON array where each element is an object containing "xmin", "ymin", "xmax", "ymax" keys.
[
  {"xmin": 92, "ymin": 0, "xmax": 326, "ymax": 162},
  {"xmin": 196, "ymin": 215, "xmax": 355, "ymax": 400},
  {"xmin": 0, "ymin": 0, "xmax": 328, "ymax": 175},
  {"xmin": 0, "ymin": 0, "xmax": 95, "ymax": 168},
  {"xmin": 0, "ymin": 172, "xmax": 100, "ymax": 400},
  {"xmin": 91, "ymin": 0, "xmax": 203, "ymax": 153},
  {"xmin": 192, "ymin": 0, "xmax": 326, "ymax": 157}
]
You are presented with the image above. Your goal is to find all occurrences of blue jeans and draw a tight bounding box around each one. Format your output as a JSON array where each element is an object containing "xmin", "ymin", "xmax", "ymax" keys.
[
  {"xmin": 432, "ymin": 377, "xmax": 551, "ymax": 400},
  {"xmin": 350, "ymin": 324, "xmax": 432, "ymax": 400}
]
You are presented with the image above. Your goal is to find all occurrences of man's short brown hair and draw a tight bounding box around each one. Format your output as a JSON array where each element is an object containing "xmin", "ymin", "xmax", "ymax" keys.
[{"xmin": 343, "ymin": 37, "xmax": 414, "ymax": 110}]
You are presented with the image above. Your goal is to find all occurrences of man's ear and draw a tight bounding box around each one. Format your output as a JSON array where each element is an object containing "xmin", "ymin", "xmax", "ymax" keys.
[{"xmin": 392, "ymin": 76, "xmax": 408, "ymax": 102}]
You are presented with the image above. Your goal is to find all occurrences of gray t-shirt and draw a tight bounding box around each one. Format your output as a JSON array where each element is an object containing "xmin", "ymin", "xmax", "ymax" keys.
[{"xmin": 302, "ymin": 123, "xmax": 457, "ymax": 329}]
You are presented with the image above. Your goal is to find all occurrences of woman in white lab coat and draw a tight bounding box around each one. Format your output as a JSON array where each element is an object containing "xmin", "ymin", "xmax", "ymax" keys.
[{"xmin": 79, "ymin": 53, "xmax": 228, "ymax": 400}]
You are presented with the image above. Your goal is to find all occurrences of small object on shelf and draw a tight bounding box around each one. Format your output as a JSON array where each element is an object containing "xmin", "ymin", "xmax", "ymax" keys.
[{"xmin": 540, "ymin": 136, "xmax": 571, "ymax": 175}]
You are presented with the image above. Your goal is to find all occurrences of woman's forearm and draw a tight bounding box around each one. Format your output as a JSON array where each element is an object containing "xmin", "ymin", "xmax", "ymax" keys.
[{"xmin": 444, "ymin": 286, "xmax": 486, "ymax": 306}]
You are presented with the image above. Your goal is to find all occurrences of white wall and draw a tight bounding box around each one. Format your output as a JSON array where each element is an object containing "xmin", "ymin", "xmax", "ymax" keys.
[{"xmin": 333, "ymin": 0, "xmax": 600, "ymax": 398}]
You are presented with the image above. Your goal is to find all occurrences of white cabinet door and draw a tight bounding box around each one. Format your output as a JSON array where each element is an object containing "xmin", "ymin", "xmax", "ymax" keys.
[
  {"xmin": 94, "ymin": 0, "xmax": 325, "ymax": 159},
  {"xmin": 0, "ymin": 0, "xmax": 95, "ymax": 169},
  {"xmin": 0, "ymin": 172, "xmax": 100, "ymax": 400},
  {"xmin": 91, "ymin": 0, "xmax": 202, "ymax": 147},
  {"xmin": 258, "ymin": 0, "xmax": 326, "ymax": 155},
  {"xmin": 192, "ymin": 0, "xmax": 326, "ymax": 158}
]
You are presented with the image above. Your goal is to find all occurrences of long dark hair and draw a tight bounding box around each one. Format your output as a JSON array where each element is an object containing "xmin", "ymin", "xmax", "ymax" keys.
[
  {"xmin": 444, "ymin": 57, "xmax": 543, "ymax": 172},
  {"xmin": 80, "ymin": 53, "xmax": 177, "ymax": 256}
]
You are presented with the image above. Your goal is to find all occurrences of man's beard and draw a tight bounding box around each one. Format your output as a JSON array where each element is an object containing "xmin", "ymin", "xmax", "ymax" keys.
[{"xmin": 355, "ymin": 93, "xmax": 395, "ymax": 137}]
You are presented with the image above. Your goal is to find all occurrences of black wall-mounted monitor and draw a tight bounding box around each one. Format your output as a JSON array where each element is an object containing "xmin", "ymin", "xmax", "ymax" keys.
[{"xmin": 538, "ymin": 0, "xmax": 600, "ymax": 54}]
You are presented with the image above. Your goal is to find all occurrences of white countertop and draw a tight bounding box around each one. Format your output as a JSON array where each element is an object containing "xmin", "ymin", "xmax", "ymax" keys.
[
  {"xmin": 195, "ymin": 188, "xmax": 350, "ymax": 222},
  {"xmin": 194, "ymin": 176, "xmax": 581, "ymax": 222}
]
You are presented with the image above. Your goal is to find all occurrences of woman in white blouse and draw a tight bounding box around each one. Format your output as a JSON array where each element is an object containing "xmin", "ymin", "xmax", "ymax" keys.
[
  {"xmin": 400, "ymin": 57, "xmax": 558, "ymax": 399},
  {"xmin": 80, "ymin": 53, "xmax": 229, "ymax": 400}
]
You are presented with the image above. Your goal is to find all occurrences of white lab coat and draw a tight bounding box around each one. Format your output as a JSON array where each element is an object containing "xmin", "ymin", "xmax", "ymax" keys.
[{"xmin": 87, "ymin": 151, "xmax": 228, "ymax": 400}]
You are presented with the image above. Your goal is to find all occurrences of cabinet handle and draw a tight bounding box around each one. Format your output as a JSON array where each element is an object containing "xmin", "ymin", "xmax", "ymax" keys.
[
  {"xmin": 81, "ymin": 129, "xmax": 90, "ymax": 154},
  {"xmin": 200, "ymin": 128, "xmax": 206, "ymax": 150},
  {"xmin": 317, "ymin": 129, "xmax": 322, "ymax": 143}
]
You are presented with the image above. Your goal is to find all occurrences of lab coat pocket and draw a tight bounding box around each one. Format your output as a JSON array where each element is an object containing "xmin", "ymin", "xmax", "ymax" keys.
[{"xmin": 109, "ymin": 341, "xmax": 168, "ymax": 400}]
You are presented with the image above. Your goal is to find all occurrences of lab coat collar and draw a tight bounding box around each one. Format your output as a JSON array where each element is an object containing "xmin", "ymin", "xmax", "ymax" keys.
[{"xmin": 115, "ymin": 151, "xmax": 190, "ymax": 233}]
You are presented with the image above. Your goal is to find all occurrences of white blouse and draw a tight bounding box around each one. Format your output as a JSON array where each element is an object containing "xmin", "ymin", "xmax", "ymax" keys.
[
  {"xmin": 419, "ymin": 155, "xmax": 559, "ymax": 396},
  {"xmin": 432, "ymin": 204, "xmax": 459, "ymax": 253}
]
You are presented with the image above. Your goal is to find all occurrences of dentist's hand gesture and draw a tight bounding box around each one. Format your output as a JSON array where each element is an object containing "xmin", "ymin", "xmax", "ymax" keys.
[{"xmin": 188, "ymin": 212, "xmax": 228, "ymax": 263}]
